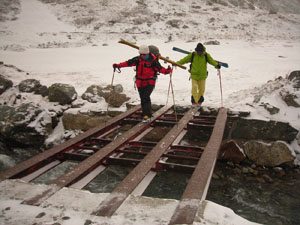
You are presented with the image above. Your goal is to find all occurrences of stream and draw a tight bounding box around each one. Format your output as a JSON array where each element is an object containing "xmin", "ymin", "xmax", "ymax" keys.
[{"xmin": 1, "ymin": 145, "xmax": 299, "ymax": 225}]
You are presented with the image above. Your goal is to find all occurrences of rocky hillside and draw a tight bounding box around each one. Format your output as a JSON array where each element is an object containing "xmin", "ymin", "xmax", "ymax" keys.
[{"xmin": 1, "ymin": 0, "xmax": 300, "ymax": 46}]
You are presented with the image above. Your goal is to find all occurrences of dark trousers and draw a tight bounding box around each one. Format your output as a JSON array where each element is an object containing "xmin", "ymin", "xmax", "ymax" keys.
[{"xmin": 138, "ymin": 85, "xmax": 154, "ymax": 117}]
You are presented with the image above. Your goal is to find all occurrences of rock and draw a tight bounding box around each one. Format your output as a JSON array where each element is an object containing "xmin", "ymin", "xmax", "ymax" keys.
[
  {"xmin": 84, "ymin": 220, "xmax": 93, "ymax": 225},
  {"xmin": 233, "ymin": 167, "xmax": 242, "ymax": 174},
  {"xmin": 81, "ymin": 85, "xmax": 104, "ymax": 103},
  {"xmin": 242, "ymin": 167, "xmax": 250, "ymax": 174},
  {"xmin": 232, "ymin": 119, "xmax": 299, "ymax": 142},
  {"xmin": 62, "ymin": 112, "xmax": 107, "ymax": 131},
  {"xmin": 0, "ymin": 103, "xmax": 52, "ymax": 147},
  {"xmin": 81, "ymin": 84, "xmax": 128, "ymax": 106},
  {"xmin": 219, "ymin": 140, "xmax": 246, "ymax": 163},
  {"xmin": 288, "ymin": 70, "xmax": 300, "ymax": 88},
  {"xmin": 18, "ymin": 79, "xmax": 48, "ymax": 96},
  {"xmin": 244, "ymin": 141, "xmax": 295, "ymax": 167},
  {"xmin": 103, "ymin": 91, "xmax": 130, "ymax": 107},
  {"xmin": 226, "ymin": 162, "xmax": 235, "ymax": 168},
  {"xmin": 0, "ymin": 154, "xmax": 16, "ymax": 171},
  {"xmin": 260, "ymin": 102, "xmax": 280, "ymax": 114},
  {"xmin": 273, "ymin": 167, "xmax": 283, "ymax": 173},
  {"xmin": 35, "ymin": 212, "xmax": 46, "ymax": 218},
  {"xmin": 262, "ymin": 174, "xmax": 273, "ymax": 183},
  {"xmin": 280, "ymin": 91, "xmax": 300, "ymax": 107},
  {"xmin": 0, "ymin": 74, "xmax": 13, "ymax": 95},
  {"xmin": 48, "ymin": 83, "xmax": 77, "ymax": 105},
  {"xmin": 204, "ymin": 40, "xmax": 220, "ymax": 45},
  {"xmin": 256, "ymin": 177, "xmax": 265, "ymax": 183},
  {"xmin": 62, "ymin": 216, "xmax": 70, "ymax": 220},
  {"xmin": 113, "ymin": 84, "xmax": 124, "ymax": 93}
]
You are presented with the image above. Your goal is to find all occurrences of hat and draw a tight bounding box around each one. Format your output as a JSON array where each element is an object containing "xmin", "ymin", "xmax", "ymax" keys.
[
  {"xmin": 195, "ymin": 43, "xmax": 205, "ymax": 52},
  {"xmin": 139, "ymin": 45, "xmax": 150, "ymax": 54}
]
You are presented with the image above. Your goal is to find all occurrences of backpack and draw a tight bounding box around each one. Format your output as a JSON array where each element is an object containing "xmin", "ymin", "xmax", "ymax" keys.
[{"xmin": 148, "ymin": 45, "xmax": 160, "ymax": 57}]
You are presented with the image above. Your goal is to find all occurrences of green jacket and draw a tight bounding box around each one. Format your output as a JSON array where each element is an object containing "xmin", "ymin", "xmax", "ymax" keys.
[{"xmin": 176, "ymin": 52, "xmax": 218, "ymax": 80}]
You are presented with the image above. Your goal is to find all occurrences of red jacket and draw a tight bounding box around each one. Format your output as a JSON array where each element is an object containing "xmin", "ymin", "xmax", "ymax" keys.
[{"xmin": 118, "ymin": 53, "xmax": 170, "ymax": 87}]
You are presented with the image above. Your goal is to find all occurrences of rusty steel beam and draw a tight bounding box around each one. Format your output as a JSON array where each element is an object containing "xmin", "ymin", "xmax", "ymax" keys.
[
  {"xmin": 168, "ymin": 107, "xmax": 228, "ymax": 225},
  {"xmin": 0, "ymin": 105, "xmax": 141, "ymax": 182},
  {"xmin": 22, "ymin": 106, "xmax": 172, "ymax": 206},
  {"xmin": 92, "ymin": 107, "xmax": 200, "ymax": 217}
]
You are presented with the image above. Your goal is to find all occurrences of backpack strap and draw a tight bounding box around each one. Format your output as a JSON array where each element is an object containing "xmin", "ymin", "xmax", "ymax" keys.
[{"xmin": 189, "ymin": 52, "xmax": 195, "ymax": 71}]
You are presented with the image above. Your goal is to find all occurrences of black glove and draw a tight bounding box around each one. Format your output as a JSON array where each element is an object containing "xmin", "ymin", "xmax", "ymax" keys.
[
  {"xmin": 113, "ymin": 63, "xmax": 120, "ymax": 72},
  {"xmin": 215, "ymin": 62, "xmax": 221, "ymax": 69}
]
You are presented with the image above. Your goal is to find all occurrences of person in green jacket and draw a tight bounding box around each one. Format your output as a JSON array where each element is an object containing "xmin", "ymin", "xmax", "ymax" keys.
[{"xmin": 176, "ymin": 43, "xmax": 220, "ymax": 106}]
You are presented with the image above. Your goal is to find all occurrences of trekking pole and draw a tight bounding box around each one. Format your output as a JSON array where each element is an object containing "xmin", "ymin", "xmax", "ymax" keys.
[
  {"xmin": 217, "ymin": 69, "xmax": 224, "ymax": 108},
  {"xmin": 166, "ymin": 74, "xmax": 171, "ymax": 106},
  {"xmin": 169, "ymin": 65, "xmax": 178, "ymax": 122},
  {"xmin": 106, "ymin": 67, "xmax": 120, "ymax": 120}
]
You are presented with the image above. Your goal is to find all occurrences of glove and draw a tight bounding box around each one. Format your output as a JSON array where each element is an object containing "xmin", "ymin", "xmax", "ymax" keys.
[
  {"xmin": 215, "ymin": 62, "xmax": 221, "ymax": 69},
  {"xmin": 166, "ymin": 66, "xmax": 173, "ymax": 74},
  {"xmin": 113, "ymin": 63, "xmax": 120, "ymax": 72}
]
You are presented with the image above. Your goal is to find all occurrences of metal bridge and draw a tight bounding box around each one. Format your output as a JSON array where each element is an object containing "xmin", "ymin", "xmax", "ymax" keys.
[{"xmin": 0, "ymin": 105, "xmax": 228, "ymax": 224}]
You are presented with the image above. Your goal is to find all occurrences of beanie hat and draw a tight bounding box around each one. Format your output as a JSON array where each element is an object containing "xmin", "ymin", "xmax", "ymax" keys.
[
  {"xmin": 139, "ymin": 45, "xmax": 150, "ymax": 54},
  {"xmin": 195, "ymin": 43, "xmax": 205, "ymax": 52}
]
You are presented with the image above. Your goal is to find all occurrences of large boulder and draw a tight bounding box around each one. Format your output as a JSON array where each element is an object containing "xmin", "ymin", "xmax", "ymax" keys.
[
  {"xmin": 219, "ymin": 140, "xmax": 246, "ymax": 164},
  {"xmin": 48, "ymin": 83, "xmax": 77, "ymax": 105},
  {"xmin": 232, "ymin": 119, "xmax": 298, "ymax": 142},
  {"xmin": 0, "ymin": 74, "xmax": 13, "ymax": 95},
  {"xmin": 280, "ymin": 90, "xmax": 300, "ymax": 107},
  {"xmin": 104, "ymin": 90, "xmax": 130, "ymax": 107},
  {"xmin": 62, "ymin": 112, "xmax": 107, "ymax": 131},
  {"xmin": 244, "ymin": 141, "xmax": 295, "ymax": 167},
  {"xmin": 0, "ymin": 103, "xmax": 52, "ymax": 147},
  {"xmin": 81, "ymin": 84, "xmax": 129, "ymax": 107},
  {"xmin": 18, "ymin": 79, "xmax": 48, "ymax": 97},
  {"xmin": 288, "ymin": 70, "xmax": 300, "ymax": 88},
  {"xmin": 81, "ymin": 85, "xmax": 104, "ymax": 103},
  {"xmin": 62, "ymin": 110, "xmax": 122, "ymax": 131}
]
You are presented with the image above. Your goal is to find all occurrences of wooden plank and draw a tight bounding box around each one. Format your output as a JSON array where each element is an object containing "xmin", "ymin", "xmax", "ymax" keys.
[
  {"xmin": 92, "ymin": 107, "xmax": 200, "ymax": 217},
  {"xmin": 22, "ymin": 106, "xmax": 171, "ymax": 206},
  {"xmin": 168, "ymin": 107, "xmax": 228, "ymax": 225},
  {"xmin": 0, "ymin": 105, "xmax": 141, "ymax": 181}
]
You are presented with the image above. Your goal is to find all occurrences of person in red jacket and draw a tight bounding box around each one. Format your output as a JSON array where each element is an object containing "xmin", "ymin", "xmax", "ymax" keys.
[{"xmin": 113, "ymin": 45, "xmax": 172, "ymax": 122}]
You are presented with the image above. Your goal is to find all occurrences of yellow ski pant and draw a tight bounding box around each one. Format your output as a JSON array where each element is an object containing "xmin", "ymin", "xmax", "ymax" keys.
[{"xmin": 191, "ymin": 78, "xmax": 206, "ymax": 103}]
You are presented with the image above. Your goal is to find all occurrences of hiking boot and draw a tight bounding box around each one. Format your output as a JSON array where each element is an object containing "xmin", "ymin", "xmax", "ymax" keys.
[
  {"xmin": 198, "ymin": 96, "xmax": 204, "ymax": 104},
  {"xmin": 142, "ymin": 115, "xmax": 150, "ymax": 123}
]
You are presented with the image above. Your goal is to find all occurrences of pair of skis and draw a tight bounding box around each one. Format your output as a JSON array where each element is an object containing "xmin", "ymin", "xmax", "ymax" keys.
[{"xmin": 172, "ymin": 47, "xmax": 228, "ymax": 68}]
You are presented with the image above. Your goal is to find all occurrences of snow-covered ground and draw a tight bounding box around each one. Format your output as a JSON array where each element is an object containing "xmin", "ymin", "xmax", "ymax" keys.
[{"xmin": 0, "ymin": 0, "xmax": 300, "ymax": 224}]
